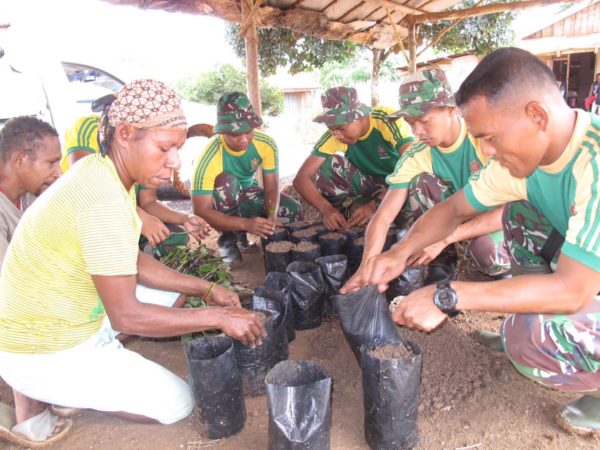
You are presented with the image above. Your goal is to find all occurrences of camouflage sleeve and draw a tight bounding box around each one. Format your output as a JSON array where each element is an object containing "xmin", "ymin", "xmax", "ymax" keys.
[
  {"xmin": 386, "ymin": 142, "xmax": 433, "ymax": 189},
  {"xmin": 191, "ymin": 137, "xmax": 223, "ymax": 196},
  {"xmin": 311, "ymin": 130, "xmax": 348, "ymax": 157},
  {"xmin": 464, "ymin": 160, "xmax": 527, "ymax": 211},
  {"xmin": 255, "ymin": 132, "xmax": 278, "ymax": 174}
]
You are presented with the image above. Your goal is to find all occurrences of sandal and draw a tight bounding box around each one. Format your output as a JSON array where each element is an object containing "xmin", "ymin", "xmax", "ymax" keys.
[
  {"xmin": 49, "ymin": 405, "xmax": 83, "ymax": 418},
  {"xmin": 0, "ymin": 403, "xmax": 72, "ymax": 448}
]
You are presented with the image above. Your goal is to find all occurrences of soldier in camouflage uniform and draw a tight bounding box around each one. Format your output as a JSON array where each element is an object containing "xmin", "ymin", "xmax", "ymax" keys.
[
  {"xmin": 353, "ymin": 48, "xmax": 600, "ymax": 436},
  {"xmin": 343, "ymin": 68, "xmax": 510, "ymax": 292},
  {"xmin": 191, "ymin": 92, "xmax": 302, "ymax": 265},
  {"xmin": 293, "ymin": 86, "xmax": 414, "ymax": 230}
]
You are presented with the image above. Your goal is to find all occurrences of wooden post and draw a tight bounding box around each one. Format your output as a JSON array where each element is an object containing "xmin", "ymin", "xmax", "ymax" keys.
[
  {"xmin": 408, "ymin": 18, "xmax": 417, "ymax": 75},
  {"xmin": 242, "ymin": 0, "xmax": 262, "ymax": 118},
  {"xmin": 241, "ymin": 0, "xmax": 263, "ymax": 187}
]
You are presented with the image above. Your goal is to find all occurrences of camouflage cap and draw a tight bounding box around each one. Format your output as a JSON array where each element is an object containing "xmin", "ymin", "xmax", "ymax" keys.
[
  {"xmin": 388, "ymin": 68, "xmax": 456, "ymax": 120},
  {"xmin": 214, "ymin": 92, "xmax": 263, "ymax": 135},
  {"xmin": 313, "ymin": 86, "xmax": 371, "ymax": 127}
]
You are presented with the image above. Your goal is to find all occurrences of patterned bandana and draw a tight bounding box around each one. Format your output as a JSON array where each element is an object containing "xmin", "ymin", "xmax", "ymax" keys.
[{"xmin": 107, "ymin": 79, "xmax": 187, "ymax": 129}]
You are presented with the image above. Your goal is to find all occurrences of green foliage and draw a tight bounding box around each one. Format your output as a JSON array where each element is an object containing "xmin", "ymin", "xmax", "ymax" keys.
[
  {"xmin": 226, "ymin": 24, "xmax": 357, "ymax": 77},
  {"xmin": 419, "ymin": 0, "xmax": 515, "ymax": 56},
  {"xmin": 176, "ymin": 64, "xmax": 284, "ymax": 116},
  {"xmin": 319, "ymin": 48, "xmax": 402, "ymax": 89}
]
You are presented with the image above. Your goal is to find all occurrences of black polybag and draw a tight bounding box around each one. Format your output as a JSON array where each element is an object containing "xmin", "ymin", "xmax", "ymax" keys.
[
  {"xmin": 291, "ymin": 242, "xmax": 321, "ymax": 262},
  {"xmin": 286, "ymin": 261, "xmax": 325, "ymax": 330},
  {"xmin": 382, "ymin": 228, "xmax": 398, "ymax": 251},
  {"xmin": 265, "ymin": 360, "xmax": 332, "ymax": 450},
  {"xmin": 290, "ymin": 228, "xmax": 318, "ymax": 244},
  {"xmin": 265, "ymin": 241, "xmax": 293, "ymax": 273},
  {"xmin": 285, "ymin": 221, "xmax": 312, "ymax": 234},
  {"xmin": 331, "ymin": 285, "xmax": 402, "ymax": 363},
  {"xmin": 386, "ymin": 266, "xmax": 425, "ymax": 303},
  {"xmin": 316, "ymin": 254, "xmax": 348, "ymax": 295},
  {"xmin": 347, "ymin": 237, "xmax": 364, "ymax": 275},
  {"xmin": 318, "ymin": 232, "xmax": 347, "ymax": 256},
  {"xmin": 261, "ymin": 227, "xmax": 289, "ymax": 248},
  {"xmin": 184, "ymin": 335, "xmax": 246, "ymax": 439},
  {"xmin": 252, "ymin": 287, "xmax": 289, "ymax": 364},
  {"xmin": 261, "ymin": 271, "xmax": 295, "ymax": 342},
  {"xmin": 233, "ymin": 309, "xmax": 275, "ymax": 396},
  {"xmin": 360, "ymin": 340, "xmax": 422, "ymax": 450}
]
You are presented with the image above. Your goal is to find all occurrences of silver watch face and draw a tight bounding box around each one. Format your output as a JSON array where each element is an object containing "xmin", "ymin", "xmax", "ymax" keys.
[{"xmin": 435, "ymin": 284, "xmax": 457, "ymax": 311}]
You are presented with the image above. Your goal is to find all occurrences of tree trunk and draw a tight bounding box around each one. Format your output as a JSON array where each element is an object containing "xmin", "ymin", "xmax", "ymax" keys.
[
  {"xmin": 371, "ymin": 48, "xmax": 383, "ymax": 107},
  {"xmin": 371, "ymin": 48, "xmax": 391, "ymax": 107}
]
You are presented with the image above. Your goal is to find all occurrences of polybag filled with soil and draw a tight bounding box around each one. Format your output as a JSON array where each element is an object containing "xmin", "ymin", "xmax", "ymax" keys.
[
  {"xmin": 318, "ymin": 232, "xmax": 347, "ymax": 256},
  {"xmin": 252, "ymin": 287, "xmax": 289, "ymax": 364},
  {"xmin": 347, "ymin": 226, "xmax": 365, "ymax": 241},
  {"xmin": 233, "ymin": 310, "xmax": 276, "ymax": 396},
  {"xmin": 291, "ymin": 227, "xmax": 318, "ymax": 244},
  {"xmin": 261, "ymin": 227, "xmax": 289, "ymax": 248},
  {"xmin": 286, "ymin": 261, "xmax": 325, "ymax": 330},
  {"xmin": 291, "ymin": 241, "xmax": 321, "ymax": 262},
  {"xmin": 285, "ymin": 220, "xmax": 313, "ymax": 234},
  {"xmin": 331, "ymin": 285, "xmax": 402, "ymax": 364},
  {"xmin": 260, "ymin": 272, "xmax": 295, "ymax": 342},
  {"xmin": 265, "ymin": 240, "xmax": 294, "ymax": 273},
  {"xmin": 360, "ymin": 341, "xmax": 422, "ymax": 450},
  {"xmin": 308, "ymin": 222, "xmax": 329, "ymax": 238},
  {"xmin": 185, "ymin": 335, "xmax": 246, "ymax": 439},
  {"xmin": 347, "ymin": 236, "xmax": 365, "ymax": 275},
  {"xmin": 265, "ymin": 360, "xmax": 332, "ymax": 450}
]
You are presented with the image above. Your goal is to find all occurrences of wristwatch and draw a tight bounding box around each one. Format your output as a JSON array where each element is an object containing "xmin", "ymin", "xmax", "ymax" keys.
[{"xmin": 433, "ymin": 281, "xmax": 459, "ymax": 317}]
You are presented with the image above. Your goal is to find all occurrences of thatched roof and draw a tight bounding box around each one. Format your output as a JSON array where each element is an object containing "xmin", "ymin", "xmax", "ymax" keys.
[{"xmin": 103, "ymin": 0, "xmax": 568, "ymax": 49}]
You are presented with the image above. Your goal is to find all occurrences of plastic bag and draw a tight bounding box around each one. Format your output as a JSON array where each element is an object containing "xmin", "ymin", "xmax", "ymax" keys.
[
  {"xmin": 252, "ymin": 287, "xmax": 289, "ymax": 364},
  {"xmin": 185, "ymin": 335, "xmax": 246, "ymax": 439},
  {"xmin": 265, "ymin": 360, "xmax": 332, "ymax": 450},
  {"xmin": 347, "ymin": 237, "xmax": 365, "ymax": 276},
  {"xmin": 291, "ymin": 228, "xmax": 318, "ymax": 244},
  {"xmin": 316, "ymin": 254, "xmax": 348, "ymax": 295},
  {"xmin": 318, "ymin": 232, "xmax": 347, "ymax": 257},
  {"xmin": 233, "ymin": 309, "xmax": 275, "ymax": 396},
  {"xmin": 386, "ymin": 266, "xmax": 425, "ymax": 303},
  {"xmin": 261, "ymin": 272, "xmax": 295, "ymax": 342},
  {"xmin": 265, "ymin": 241, "xmax": 293, "ymax": 273},
  {"xmin": 331, "ymin": 285, "xmax": 402, "ymax": 363},
  {"xmin": 291, "ymin": 241, "xmax": 321, "ymax": 262},
  {"xmin": 360, "ymin": 340, "xmax": 422, "ymax": 449},
  {"xmin": 262, "ymin": 227, "xmax": 289, "ymax": 248},
  {"xmin": 286, "ymin": 261, "xmax": 325, "ymax": 330}
]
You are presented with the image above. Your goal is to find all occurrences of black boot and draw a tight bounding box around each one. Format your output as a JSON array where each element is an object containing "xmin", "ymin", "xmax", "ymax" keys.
[
  {"xmin": 235, "ymin": 231, "xmax": 258, "ymax": 253},
  {"xmin": 217, "ymin": 232, "xmax": 243, "ymax": 266},
  {"xmin": 423, "ymin": 246, "xmax": 457, "ymax": 285}
]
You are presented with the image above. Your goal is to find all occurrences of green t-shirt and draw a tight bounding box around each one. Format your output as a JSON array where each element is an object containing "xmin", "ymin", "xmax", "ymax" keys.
[
  {"xmin": 387, "ymin": 117, "xmax": 490, "ymax": 190},
  {"xmin": 312, "ymin": 106, "xmax": 414, "ymax": 178},
  {"xmin": 192, "ymin": 131, "xmax": 278, "ymax": 195},
  {"xmin": 465, "ymin": 111, "xmax": 600, "ymax": 270}
]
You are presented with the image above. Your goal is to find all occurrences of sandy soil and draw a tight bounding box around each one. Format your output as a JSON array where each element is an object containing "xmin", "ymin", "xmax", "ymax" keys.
[{"xmin": 1, "ymin": 227, "xmax": 599, "ymax": 450}]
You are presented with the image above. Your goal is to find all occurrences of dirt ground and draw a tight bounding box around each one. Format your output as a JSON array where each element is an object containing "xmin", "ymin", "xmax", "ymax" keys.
[{"xmin": 1, "ymin": 228, "xmax": 599, "ymax": 450}]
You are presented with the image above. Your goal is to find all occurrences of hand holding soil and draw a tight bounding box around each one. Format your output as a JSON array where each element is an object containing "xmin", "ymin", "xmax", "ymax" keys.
[
  {"xmin": 218, "ymin": 306, "xmax": 267, "ymax": 346},
  {"xmin": 347, "ymin": 202, "xmax": 376, "ymax": 227},
  {"xmin": 363, "ymin": 249, "xmax": 408, "ymax": 292},
  {"xmin": 322, "ymin": 206, "xmax": 349, "ymax": 231},
  {"xmin": 392, "ymin": 284, "xmax": 448, "ymax": 332}
]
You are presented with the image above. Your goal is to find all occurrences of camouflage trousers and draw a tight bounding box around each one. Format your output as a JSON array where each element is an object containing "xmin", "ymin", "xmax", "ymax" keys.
[
  {"xmin": 500, "ymin": 200, "xmax": 600, "ymax": 391},
  {"xmin": 213, "ymin": 172, "xmax": 302, "ymax": 222},
  {"xmin": 315, "ymin": 154, "xmax": 386, "ymax": 212},
  {"xmin": 405, "ymin": 173, "xmax": 510, "ymax": 276}
]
